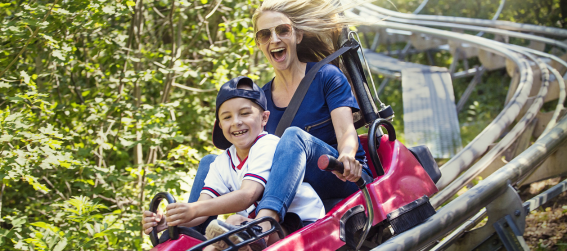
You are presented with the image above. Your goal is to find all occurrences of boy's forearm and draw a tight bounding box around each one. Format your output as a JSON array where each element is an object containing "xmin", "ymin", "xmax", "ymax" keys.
[
  {"xmin": 192, "ymin": 182, "xmax": 264, "ymax": 218},
  {"xmin": 193, "ymin": 189, "xmax": 259, "ymax": 217},
  {"xmin": 179, "ymin": 215, "xmax": 209, "ymax": 228}
]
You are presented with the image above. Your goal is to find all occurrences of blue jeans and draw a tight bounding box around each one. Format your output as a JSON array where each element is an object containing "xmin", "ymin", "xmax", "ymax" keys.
[
  {"xmin": 256, "ymin": 127, "xmax": 369, "ymax": 221},
  {"xmin": 188, "ymin": 154, "xmax": 217, "ymax": 235},
  {"xmin": 188, "ymin": 127, "xmax": 369, "ymax": 226}
]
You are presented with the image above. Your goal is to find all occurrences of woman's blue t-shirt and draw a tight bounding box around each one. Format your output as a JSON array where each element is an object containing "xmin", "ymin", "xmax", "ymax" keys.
[{"xmin": 262, "ymin": 62, "xmax": 367, "ymax": 164}]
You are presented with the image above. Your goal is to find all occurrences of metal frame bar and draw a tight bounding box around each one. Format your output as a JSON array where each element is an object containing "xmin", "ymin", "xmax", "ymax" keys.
[
  {"xmin": 412, "ymin": 0, "xmax": 428, "ymax": 14},
  {"xmin": 431, "ymin": 53, "xmax": 550, "ymax": 207},
  {"xmin": 360, "ymin": 3, "xmax": 567, "ymax": 37},
  {"xmin": 524, "ymin": 178, "xmax": 567, "ymax": 211},
  {"xmin": 433, "ymin": 178, "xmax": 567, "ymax": 250},
  {"xmin": 354, "ymin": 8, "xmax": 567, "ymax": 51},
  {"xmin": 476, "ymin": 0, "xmax": 506, "ymax": 37},
  {"xmin": 340, "ymin": 4, "xmax": 567, "ymax": 251},
  {"xmin": 375, "ymin": 115, "xmax": 567, "ymax": 250},
  {"xmin": 456, "ymin": 66, "xmax": 484, "ymax": 113}
]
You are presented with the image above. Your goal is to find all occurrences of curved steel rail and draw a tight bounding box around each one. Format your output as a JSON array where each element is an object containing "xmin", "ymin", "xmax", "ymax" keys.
[
  {"xmin": 344, "ymin": 4, "xmax": 567, "ymax": 250},
  {"xmin": 376, "ymin": 115, "xmax": 567, "ymax": 251},
  {"xmin": 353, "ymin": 7, "xmax": 567, "ymax": 51},
  {"xmin": 431, "ymin": 52, "xmax": 550, "ymax": 207},
  {"xmin": 345, "ymin": 16, "xmax": 535, "ymax": 191},
  {"xmin": 476, "ymin": 0, "xmax": 505, "ymax": 37},
  {"xmin": 539, "ymin": 66, "xmax": 566, "ymax": 138},
  {"xmin": 360, "ymin": 3, "xmax": 567, "ymax": 37}
]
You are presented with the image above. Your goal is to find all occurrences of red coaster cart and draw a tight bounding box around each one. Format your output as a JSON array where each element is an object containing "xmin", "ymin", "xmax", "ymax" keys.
[{"xmin": 148, "ymin": 31, "xmax": 442, "ymax": 251}]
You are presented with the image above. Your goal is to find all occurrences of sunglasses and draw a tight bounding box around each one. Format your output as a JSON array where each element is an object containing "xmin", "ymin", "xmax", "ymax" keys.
[{"xmin": 255, "ymin": 24, "xmax": 293, "ymax": 45}]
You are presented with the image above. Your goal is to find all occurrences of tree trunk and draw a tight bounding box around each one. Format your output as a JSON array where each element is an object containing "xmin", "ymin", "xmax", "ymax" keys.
[{"xmin": 0, "ymin": 181, "xmax": 4, "ymax": 220}]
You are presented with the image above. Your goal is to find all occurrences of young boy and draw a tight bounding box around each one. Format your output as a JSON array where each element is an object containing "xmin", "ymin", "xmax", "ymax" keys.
[{"xmin": 142, "ymin": 76, "xmax": 324, "ymax": 250}]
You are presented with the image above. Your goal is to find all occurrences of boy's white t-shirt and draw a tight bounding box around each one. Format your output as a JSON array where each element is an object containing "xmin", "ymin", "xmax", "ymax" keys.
[{"xmin": 201, "ymin": 131, "xmax": 325, "ymax": 222}]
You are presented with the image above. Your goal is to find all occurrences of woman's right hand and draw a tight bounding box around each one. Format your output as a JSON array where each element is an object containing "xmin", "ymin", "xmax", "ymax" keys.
[
  {"xmin": 143, "ymin": 210, "xmax": 167, "ymax": 235},
  {"xmin": 334, "ymin": 154, "xmax": 362, "ymax": 183}
]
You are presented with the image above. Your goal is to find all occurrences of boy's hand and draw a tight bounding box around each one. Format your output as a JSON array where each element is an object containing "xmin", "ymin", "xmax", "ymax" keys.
[
  {"xmin": 165, "ymin": 203, "xmax": 196, "ymax": 226},
  {"xmin": 143, "ymin": 210, "xmax": 167, "ymax": 235}
]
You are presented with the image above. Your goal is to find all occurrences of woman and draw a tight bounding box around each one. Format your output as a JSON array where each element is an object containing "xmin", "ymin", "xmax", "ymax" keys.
[
  {"xmin": 144, "ymin": 0, "xmax": 371, "ymax": 242},
  {"xmin": 249, "ymin": 0, "xmax": 371, "ymax": 236}
]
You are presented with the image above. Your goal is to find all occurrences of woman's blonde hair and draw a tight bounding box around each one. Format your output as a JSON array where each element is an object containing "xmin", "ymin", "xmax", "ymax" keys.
[{"xmin": 252, "ymin": 0, "xmax": 362, "ymax": 66}]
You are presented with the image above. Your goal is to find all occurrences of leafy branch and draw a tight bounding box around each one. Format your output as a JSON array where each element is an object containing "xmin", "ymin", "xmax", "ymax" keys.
[{"xmin": 0, "ymin": 0, "xmax": 60, "ymax": 79}]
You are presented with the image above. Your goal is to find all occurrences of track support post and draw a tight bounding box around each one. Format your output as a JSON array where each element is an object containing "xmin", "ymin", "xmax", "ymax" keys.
[{"xmin": 445, "ymin": 184, "xmax": 527, "ymax": 251}]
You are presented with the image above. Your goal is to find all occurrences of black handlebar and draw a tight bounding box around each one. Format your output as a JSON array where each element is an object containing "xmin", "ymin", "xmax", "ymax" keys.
[
  {"xmin": 341, "ymin": 38, "xmax": 379, "ymax": 125},
  {"xmin": 368, "ymin": 118, "xmax": 396, "ymax": 177},
  {"xmin": 318, "ymin": 155, "xmax": 366, "ymax": 188},
  {"xmin": 149, "ymin": 192, "xmax": 179, "ymax": 247},
  {"xmin": 189, "ymin": 217, "xmax": 285, "ymax": 251}
]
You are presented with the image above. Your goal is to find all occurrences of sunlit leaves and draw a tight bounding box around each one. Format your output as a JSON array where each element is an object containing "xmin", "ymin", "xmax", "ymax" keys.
[
  {"xmin": 0, "ymin": 83, "xmax": 76, "ymax": 187},
  {"xmin": 1, "ymin": 0, "xmax": 263, "ymax": 249},
  {"xmin": 17, "ymin": 196, "xmax": 121, "ymax": 250}
]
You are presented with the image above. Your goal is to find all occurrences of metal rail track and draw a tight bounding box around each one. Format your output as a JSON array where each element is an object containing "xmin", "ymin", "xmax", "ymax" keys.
[
  {"xmin": 360, "ymin": 3, "xmax": 567, "ymax": 38},
  {"xmin": 344, "ymin": 5, "xmax": 567, "ymax": 250},
  {"xmin": 376, "ymin": 115, "xmax": 567, "ymax": 250}
]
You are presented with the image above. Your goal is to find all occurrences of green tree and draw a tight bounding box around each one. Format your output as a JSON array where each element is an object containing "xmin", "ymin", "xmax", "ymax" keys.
[{"xmin": 0, "ymin": 0, "xmax": 265, "ymax": 249}]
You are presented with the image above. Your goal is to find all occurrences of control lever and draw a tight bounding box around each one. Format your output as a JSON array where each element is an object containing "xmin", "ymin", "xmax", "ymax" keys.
[
  {"xmin": 318, "ymin": 154, "xmax": 366, "ymax": 188},
  {"xmin": 318, "ymin": 154, "xmax": 373, "ymax": 250}
]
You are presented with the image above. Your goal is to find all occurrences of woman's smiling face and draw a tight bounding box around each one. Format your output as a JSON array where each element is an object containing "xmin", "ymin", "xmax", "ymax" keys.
[{"xmin": 255, "ymin": 11, "xmax": 303, "ymax": 71}]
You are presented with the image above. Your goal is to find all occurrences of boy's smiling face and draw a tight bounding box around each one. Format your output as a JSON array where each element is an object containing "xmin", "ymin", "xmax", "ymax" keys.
[{"xmin": 218, "ymin": 97, "xmax": 270, "ymax": 158}]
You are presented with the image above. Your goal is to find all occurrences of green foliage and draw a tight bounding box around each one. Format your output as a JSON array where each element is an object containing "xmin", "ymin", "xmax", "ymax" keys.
[
  {"xmin": 1, "ymin": 0, "xmax": 562, "ymax": 249},
  {"xmin": 6, "ymin": 196, "xmax": 121, "ymax": 250},
  {"xmin": 1, "ymin": 79, "xmax": 74, "ymax": 193},
  {"xmin": 0, "ymin": 0, "xmax": 262, "ymax": 249}
]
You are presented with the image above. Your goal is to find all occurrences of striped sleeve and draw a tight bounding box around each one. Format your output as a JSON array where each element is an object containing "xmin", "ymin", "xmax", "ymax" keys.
[
  {"xmin": 201, "ymin": 186, "xmax": 221, "ymax": 197},
  {"xmin": 201, "ymin": 153, "xmax": 230, "ymax": 198},
  {"xmin": 243, "ymin": 173, "xmax": 267, "ymax": 186}
]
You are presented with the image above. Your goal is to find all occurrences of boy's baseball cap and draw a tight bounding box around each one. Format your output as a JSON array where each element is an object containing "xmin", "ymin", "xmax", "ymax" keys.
[{"xmin": 213, "ymin": 76, "xmax": 268, "ymax": 150}]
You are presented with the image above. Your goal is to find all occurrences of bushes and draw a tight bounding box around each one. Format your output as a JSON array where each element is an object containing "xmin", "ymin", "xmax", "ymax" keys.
[{"xmin": 0, "ymin": 0, "xmax": 262, "ymax": 249}]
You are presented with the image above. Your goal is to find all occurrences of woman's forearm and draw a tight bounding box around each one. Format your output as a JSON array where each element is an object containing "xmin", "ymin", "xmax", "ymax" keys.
[
  {"xmin": 330, "ymin": 107, "xmax": 359, "ymax": 157},
  {"xmin": 338, "ymin": 129, "xmax": 358, "ymax": 157},
  {"xmin": 330, "ymin": 107, "xmax": 362, "ymax": 181}
]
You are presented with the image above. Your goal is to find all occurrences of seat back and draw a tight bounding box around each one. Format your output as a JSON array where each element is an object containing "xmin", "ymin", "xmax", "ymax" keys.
[
  {"xmin": 408, "ymin": 145, "xmax": 441, "ymax": 184},
  {"xmin": 359, "ymin": 134, "xmax": 440, "ymax": 184}
]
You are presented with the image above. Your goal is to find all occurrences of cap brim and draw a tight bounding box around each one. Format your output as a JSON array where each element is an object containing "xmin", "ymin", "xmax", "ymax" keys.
[{"xmin": 212, "ymin": 119, "xmax": 232, "ymax": 150}]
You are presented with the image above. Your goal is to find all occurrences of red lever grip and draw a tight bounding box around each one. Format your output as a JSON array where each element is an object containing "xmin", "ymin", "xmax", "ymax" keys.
[
  {"xmin": 318, "ymin": 154, "xmax": 344, "ymax": 173},
  {"xmin": 318, "ymin": 154, "xmax": 366, "ymax": 188}
]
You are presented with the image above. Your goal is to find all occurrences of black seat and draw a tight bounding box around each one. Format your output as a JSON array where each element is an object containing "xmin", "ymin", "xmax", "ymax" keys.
[{"xmin": 408, "ymin": 145, "xmax": 441, "ymax": 184}]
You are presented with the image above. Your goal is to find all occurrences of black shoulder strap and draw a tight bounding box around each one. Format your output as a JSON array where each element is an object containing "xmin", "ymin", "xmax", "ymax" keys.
[{"xmin": 274, "ymin": 43, "xmax": 357, "ymax": 137}]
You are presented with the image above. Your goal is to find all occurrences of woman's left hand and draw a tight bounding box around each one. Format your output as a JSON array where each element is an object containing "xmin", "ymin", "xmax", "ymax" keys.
[{"xmin": 332, "ymin": 154, "xmax": 362, "ymax": 183}]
